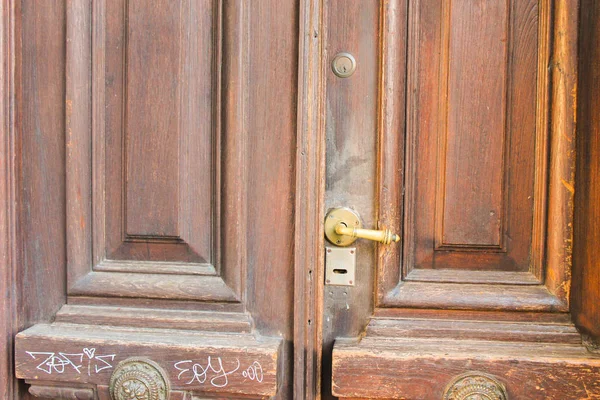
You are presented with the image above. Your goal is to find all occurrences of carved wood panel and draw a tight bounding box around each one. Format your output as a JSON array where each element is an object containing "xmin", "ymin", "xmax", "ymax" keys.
[
  {"xmin": 104, "ymin": 0, "xmax": 216, "ymax": 266},
  {"xmin": 406, "ymin": 0, "xmax": 539, "ymax": 274},
  {"xmin": 66, "ymin": 0, "xmax": 246, "ymax": 302},
  {"xmin": 376, "ymin": 0, "xmax": 571, "ymax": 310}
]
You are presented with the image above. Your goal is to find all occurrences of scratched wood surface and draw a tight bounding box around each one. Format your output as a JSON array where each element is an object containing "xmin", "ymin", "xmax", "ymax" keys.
[
  {"xmin": 10, "ymin": 0, "xmax": 299, "ymax": 398},
  {"xmin": 332, "ymin": 337, "xmax": 600, "ymax": 399},
  {"xmin": 321, "ymin": 0, "xmax": 380, "ymax": 398},
  {"xmin": 294, "ymin": 0, "xmax": 327, "ymax": 397},
  {"xmin": 327, "ymin": 0, "xmax": 599, "ymax": 399},
  {"xmin": 573, "ymin": 0, "xmax": 600, "ymax": 341},
  {"xmin": 5, "ymin": 0, "xmax": 600, "ymax": 399},
  {"xmin": 1, "ymin": 1, "xmax": 68, "ymax": 400},
  {"xmin": 15, "ymin": 323, "xmax": 280, "ymax": 396}
]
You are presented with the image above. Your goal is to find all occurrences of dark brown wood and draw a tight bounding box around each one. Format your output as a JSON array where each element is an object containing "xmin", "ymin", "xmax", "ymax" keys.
[
  {"xmin": 11, "ymin": 0, "xmax": 300, "ymax": 398},
  {"xmin": 573, "ymin": 0, "xmax": 600, "ymax": 340},
  {"xmin": 28, "ymin": 385, "xmax": 94, "ymax": 400},
  {"xmin": 0, "ymin": 1, "xmax": 16, "ymax": 397},
  {"xmin": 404, "ymin": 0, "xmax": 539, "ymax": 274},
  {"xmin": 383, "ymin": 281, "xmax": 567, "ymax": 311},
  {"xmin": 16, "ymin": 323, "xmax": 280, "ymax": 397},
  {"xmin": 54, "ymin": 305, "xmax": 252, "ymax": 333},
  {"xmin": 376, "ymin": 0, "xmax": 573, "ymax": 312},
  {"xmin": 104, "ymin": 0, "xmax": 215, "ymax": 263},
  {"xmin": 7, "ymin": 0, "xmax": 600, "ymax": 398},
  {"xmin": 329, "ymin": 1, "xmax": 597, "ymax": 399},
  {"xmin": 373, "ymin": 307, "xmax": 574, "ymax": 324},
  {"xmin": 294, "ymin": 0, "xmax": 326, "ymax": 397},
  {"xmin": 243, "ymin": 0, "xmax": 300, "ymax": 398},
  {"xmin": 376, "ymin": 0, "xmax": 408, "ymax": 308},
  {"xmin": 5, "ymin": 1, "xmax": 69, "ymax": 399},
  {"xmin": 321, "ymin": 1, "xmax": 381, "ymax": 398},
  {"xmin": 66, "ymin": 0, "xmax": 246, "ymax": 302},
  {"xmin": 366, "ymin": 317, "xmax": 582, "ymax": 344}
]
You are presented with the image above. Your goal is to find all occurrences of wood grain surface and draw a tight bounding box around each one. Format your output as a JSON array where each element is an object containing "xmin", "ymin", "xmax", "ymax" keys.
[
  {"xmin": 4, "ymin": 1, "xmax": 600, "ymax": 399},
  {"xmin": 573, "ymin": 0, "xmax": 600, "ymax": 341},
  {"xmin": 333, "ymin": 337, "xmax": 600, "ymax": 399},
  {"xmin": 16, "ymin": 323, "xmax": 281, "ymax": 396}
]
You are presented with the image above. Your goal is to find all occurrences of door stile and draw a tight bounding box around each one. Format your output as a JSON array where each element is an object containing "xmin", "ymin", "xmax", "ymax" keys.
[
  {"xmin": 546, "ymin": 1, "xmax": 579, "ymax": 304},
  {"xmin": 1, "ymin": 0, "xmax": 18, "ymax": 397},
  {"xmin": 294, "ymin": 0, "xmax": 327, "ymax": 398},
  {"xmin": 376, "ymin": 0, "xmax": 408, "ymax": 306},
  {"xmin": 573, "ymin": 0, "xmax": 600, "ymax": 341}
]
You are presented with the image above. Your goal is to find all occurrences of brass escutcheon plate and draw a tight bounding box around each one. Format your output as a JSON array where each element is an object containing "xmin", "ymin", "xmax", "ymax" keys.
[
  {"xmin": 324, "ymin": 207, "xmax": 362, "ymax": 246},
  {"xmin": 109, "ymin": 357, "xmax": 170, "ymax": 400},
  {"xmin": 443, "ymin": 371, "xmax": 508, "ymax": 400}
]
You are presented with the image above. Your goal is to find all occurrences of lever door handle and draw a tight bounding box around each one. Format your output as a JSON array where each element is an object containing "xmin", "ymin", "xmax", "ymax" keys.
[
  {"xmin": 334, "ymin": 223, "xmax": 400, "ymax": 245},
  {"xmin": 324, "ymin": 207, "xmax": 400, "ymax": 247}
]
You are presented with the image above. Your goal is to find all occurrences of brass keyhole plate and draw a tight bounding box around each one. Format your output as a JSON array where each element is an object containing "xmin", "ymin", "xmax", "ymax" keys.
[{"xmin": 324, "ymin": 207, "xmax": 362, "ymax": 246}]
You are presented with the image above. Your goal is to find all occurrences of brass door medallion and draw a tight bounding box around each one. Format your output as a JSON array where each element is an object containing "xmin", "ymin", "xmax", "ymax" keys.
[
  {"xmin": 109, "ymin": 358, "xmax": 170, "ymax": 400},
  {"xmin": 443, "ymin": 372, "xmax": 508, "ymax": 400}
]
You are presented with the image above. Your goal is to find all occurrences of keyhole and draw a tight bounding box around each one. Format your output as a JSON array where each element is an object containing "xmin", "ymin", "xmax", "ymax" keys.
[{"xmin": 332, "ymin": 52, "xmax": 356, "ymax": 78}]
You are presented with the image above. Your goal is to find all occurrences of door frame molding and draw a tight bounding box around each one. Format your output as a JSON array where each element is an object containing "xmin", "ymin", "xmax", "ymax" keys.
[
  {"xmin": 0, "ymin": 0, "xmax": 18, "ymax": 397},
  {"xmin": 294, "ymin": 0, "xmax": 326, "ymax": 398}
]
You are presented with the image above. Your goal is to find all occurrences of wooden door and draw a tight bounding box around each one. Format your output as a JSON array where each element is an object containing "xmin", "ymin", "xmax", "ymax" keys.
[
  {"xmin": 319, "ymin": 1, "xmax": 600, "ymax": 399},
  {"xmin": 3, "ymin": 1, "xmax": 600, "ymax": 399},
  {"xmin": 6, "ymin": 0, "xmax": 298, "ymax": 398}
]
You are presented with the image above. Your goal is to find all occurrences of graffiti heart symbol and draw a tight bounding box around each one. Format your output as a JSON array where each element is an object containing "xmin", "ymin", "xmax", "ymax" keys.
[{"xmin": 83, "ymin": 348, "xmax": 96, "ymax": 359}]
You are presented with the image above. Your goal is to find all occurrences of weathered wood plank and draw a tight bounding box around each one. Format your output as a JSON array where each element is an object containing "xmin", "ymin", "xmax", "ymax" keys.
[
  {"xmin": 16, "ymin": 323, "xmax": 281, "ymax": 397},
  {"xmin": 366, "ymin": 317, "xmax": 582, "ymax": 344},
  {"xmin": 28, "ymin": 384, "xmax": 94, "ymax": 400},
  {"xmin": 573, "ymin": 0, "xmax": 600, "ymax": 341},
  {"xmin": 55, "ymin": 305, "xmax": 252, "ymax": 333},
  {"xmin": 384, "ymin": 282, "xmax": 567, "ymax": 311},
  {"xmin": 332, "ymin": 337, "xmax": 600, "ymax": 399}
]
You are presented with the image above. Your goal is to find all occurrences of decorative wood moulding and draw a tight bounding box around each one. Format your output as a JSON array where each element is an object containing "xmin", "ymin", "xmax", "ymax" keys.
[
  {"xmin": 54, "ymin": 305, "xmax": 253, "ymax": 333},
  {"xmin": 65, "ymin": 0, "xmax": 247, "ymax": 304},
  {"xmin": 365, "ymin": 317, "xmax": 583, "ymax": 344},
  {"xmin": 377, "ymin": 0, "xmax": 574, "ymax": 312}
]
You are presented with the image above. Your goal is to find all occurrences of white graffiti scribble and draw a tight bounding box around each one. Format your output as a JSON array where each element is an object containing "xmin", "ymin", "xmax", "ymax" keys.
[
  {"xmin": 174, "ymin": 357, "xmax": 263, "ymax": 388},
  {"xmin": 242, "ymin": 361, "xmax": 264, "ymax": 383},
  {"xmin": 26, "ymin": 348, "xmax": 116, "ymax": 376}
]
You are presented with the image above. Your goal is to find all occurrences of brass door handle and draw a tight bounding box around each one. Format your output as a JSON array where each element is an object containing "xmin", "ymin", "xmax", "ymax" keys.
[
  {"xmin": 334, "ymin": 223, "xmax": 400, "ymax": 245},
  {"xmin": 324, "ymin": 207, "xmax": 400, "ymax": 247}
]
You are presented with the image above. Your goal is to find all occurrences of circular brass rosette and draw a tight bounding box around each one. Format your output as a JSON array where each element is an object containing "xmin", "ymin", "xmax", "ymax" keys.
[
  {"xmin": 109, "ymin": 357, "xmax": 170, "ymax": 400},
  {"xmin": 324, "ymin": 207, "xmax": 362, "ymax": 246},
  {"xmin": 443, "ymin": 372, "xmax": 508, "ymax": 400}
]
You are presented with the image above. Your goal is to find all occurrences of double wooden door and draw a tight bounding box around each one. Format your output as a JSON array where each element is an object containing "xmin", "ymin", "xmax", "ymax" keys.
[{"xmin": 3, "ymin": 0, "xmax": 600, "ymax": 399}]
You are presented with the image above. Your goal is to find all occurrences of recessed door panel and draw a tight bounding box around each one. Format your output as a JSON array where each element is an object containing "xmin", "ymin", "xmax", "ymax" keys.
[
  {"xmin": 104, "ymin": 0, "xmax": 216, "ymax": 266},
  {"xmin": 406, "ymin": 0, "xmax": 539, "ymax": 274}
]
